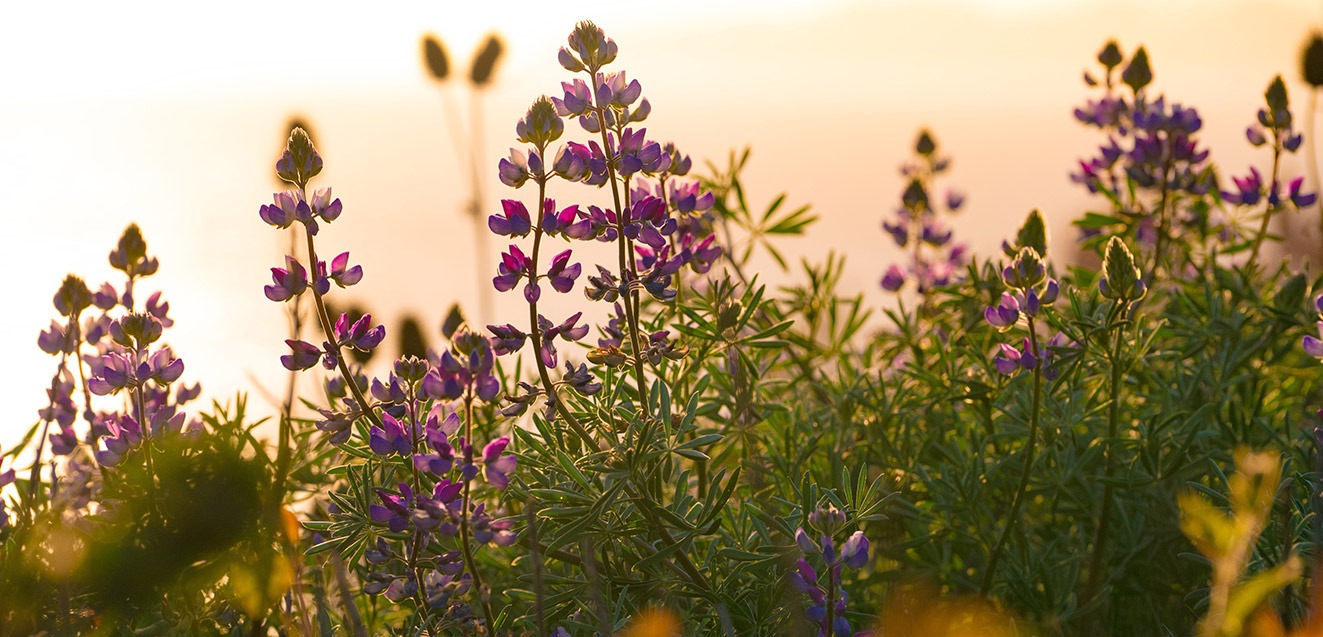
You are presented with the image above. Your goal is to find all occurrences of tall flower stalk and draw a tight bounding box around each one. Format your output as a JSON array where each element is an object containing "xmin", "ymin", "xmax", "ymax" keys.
[{"xmin": 980, "ymin": 211, "xmax": 1061, "ymax": 597}]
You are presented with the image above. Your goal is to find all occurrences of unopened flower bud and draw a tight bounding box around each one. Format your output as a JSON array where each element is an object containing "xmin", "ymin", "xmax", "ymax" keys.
[
  {"xmin": 914, "ymin": 130, "xmax": 936, "ymax": 156},
  {"xmin": 1303, "ymin": 33, "xmax": 1323, "ymax": 88},
  {"xmin": 1099, "ymin": 237, "xmax": 1146, "ymax": 302},
  {"xmin": 1002, "ymin": 247, "xmax": 1046, "ymax": 290},
  {"xmin": 1097, "ymin": 40, "xmax": 1123, "ymax": 70},
  {"xmin": 276, "ymin": 127, "xmax": 323, "ymax": 188},
  {"xmin": 516, "ymin": 97, "xmax": 564, "ymax": 148},
  {"xmin": 53, "ymin": 275, "xmax": 92, "ymax": 317},
  {"xmin": 1122, "ymin": 46, "xmax": 1152, "ymax": 93},
  {"xmin": 422, "ymin": 35, "xmax": 449, "ymax": 81},
  {"xmin": 470, "ymin": 35, "xmax": 503, "ymax": 87}
]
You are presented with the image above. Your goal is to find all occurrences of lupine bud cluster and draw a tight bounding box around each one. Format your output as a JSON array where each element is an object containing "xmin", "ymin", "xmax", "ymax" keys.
[
  {"xmin": 880, "ymin": 129, "xmax": 967, "ymax": 295},
  {"xmin": 1224, "ymin": 76, "xmax": 1316, "ymax": 210},
  {"xmin": 986, "ymin": 212, "xmax": 1068, "ymax": 378},
  {"xmin": 789, "ymin": 505, "xmax": 871, "ymax": 637},
  {"xmin": 1098, "ymin": 237, "xmax": 1147, "ymax": 303}
]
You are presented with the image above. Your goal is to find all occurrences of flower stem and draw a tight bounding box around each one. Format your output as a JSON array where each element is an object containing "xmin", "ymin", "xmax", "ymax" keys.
[
  {"xmin": 459, "ymin": 392, "xmax": 496, "ymax": 631},
  {"xmin": 1082, "ymin": 307, "xmax": 1126, "ymax": 624},
  {"xmin": 528, "ymin": 177, "xmax": 597, "ymax": 449},
  {"xmin": 591, "ymin": 103, "xmax": 649, "ymax": 413},
  {"xmin": 1248, "ymin": 144, "xmax": 1284, "ymax": 269},
  {"xmin": 301, "ymin": 229, "xmax": 383, "ymax": 434},
  {"xmin": 980, "ymin": 320, "xmax": 1044, "ymax": 598}
]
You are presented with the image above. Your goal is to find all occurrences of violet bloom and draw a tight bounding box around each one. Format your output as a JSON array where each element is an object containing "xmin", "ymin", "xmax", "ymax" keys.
[
  {"xmin": 1288, "ymin": 176, "xmax": 1318, "ymax": 208},
  {"xmin": 265, "ymin": 256, "xmax": 309, "ymax": 302},
  {"xmin": 414, "ymin": 408, "xmax": 460, "ymax": 475},
  {"xmin": 369, "ymin": 483, "xmax": 415, "ymax": 533},
  {"xmin": 791, "ymin": 516, "xmax": 870, "ymax": 637},
  {"xmin": 537, "ymin": 312, "xmax": 590, "ymax": 367},
  {"xmin": 281, "ymin": 339, "xmax": 324, "ymax": 371},
  {"xmin": 482, "ymin": 437, "xmax": 517, "ymax": 489},
  {"xmin": 993, "ymin": 341, "xmax": 1038, "ymax": 376},
  {"xmin": 493, "ymin": 245, "xmax": 533, "ymax": 298},
  {"xmin": 327, "ymin": 252, "xmax": 363, "ymax": 288},
  {"xmin": 487, "ymin": 323, "xmax": 527, "ymax": 355},
  {"xmin": 984, "ymin": 293, "xmax": 1020, "ymax": 330},
  {"xmin": 95, "ymin": 415, "xmax": 143, "ymax": 467},
  {"xmin": 334, "ymin": 312, "xmax": 385, "ymax": 351},
  {"xmin": 1223, "ymin": 167, "xmax": 1264, "ymax": 206},
  {"xmin": 369, "ymin": 412, "xmax": 412, "ymax": 457},
  {"xmin": 498, "ymin": 148, "xmax": 534, "ymax": 188},
  {"xmin": 490, "ymin": 199, "xmax": 533, "ymax": 237},
  {"xmin": 1305, "ymin": 321, "xmax": 1323, "ymax": 358},
  {"xmin": 545, "ymin": 249, "xmax": 582, "ymax": 293}
]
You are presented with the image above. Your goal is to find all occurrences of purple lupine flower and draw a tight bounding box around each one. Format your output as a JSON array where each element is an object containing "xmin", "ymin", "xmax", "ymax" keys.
[
  {"xmin": 792, "ymin": 508, "xmax": 871, "ymax": 637},
  {"xmin": 481, "ymin": 437, "xmax": 516, "ymax": 489},
  {"xmin": 553, "ymin": 79, "xmax": 594, "ymax": 117},
  {"xmin": 1305, "ymin": 321, "xmax": 1323, "ymax": 358},
  {"xmin": 280, "ymin": 339, "xmax": 323, "ymax": 371},
  {"xmin": 95, "ymin": 414, "xmax": 143, "ymax": 467},
  {"xmin": 489, "ymin": 199, "xmax": 533, "ymax": 237},
  {"xmin": 327, "ymin": 252, "xmax": 363, "ymax": 288},
  {"xmin": 38, "ymin": 321, "xmax": 76, "ymax": 355},
  {"xmin": 369, "ymin": 483, "xmax": 414, "ymax": 533},
  {"xmin": 369, "ymin": 412, "xmax": 412, "ymax": 457},
  {"xmin": 541, "ymin": 201, "xmax": 581, "ymax": 236},
  {"xmin": 493, "ymin": 245, "xmax": 531, "ymax": 295},
  {"xmin": 487, "ymin": 323, "xmax": 527, "ymax": 355},
  {"xmin": 315, "ymin": 407, "xmax": 357, "ymax": 445},
  {"xmin": 1289, "ymin": 176, "xmax": 1318, "ymax": 208},
  {"xmin": 414, "ymin": 409, "xmax": 459, "ymax": 475},
  {"xmin": 993, "ymin": 342, "xmax": 1027, "ymax": 375},
  {"xmin": 1224, "ymin": 167, "xmax": 1264, "ymax": 206},
  {"xmin": 146, "ymin": 347, "xmax": 185, "ymax": 384},
  {"xmin": 143, "ymin": 291, "xmax": 172, "ymax": 328},
  {"xmin": 545, "ymin": 249, "xmax": 582, "ymax": 293},
  {"xmin": 498, "ymin": 148, "xmax": 533, "ymax": 188},
  {"xmin": 985, "ymin": 293, "xmax": 1021, "ymax": 329},
  {"xmin": 334, "ymin": 312, "xmax": 385, "ymax": 351},
  {"xmin": 265, "ymin": 256, "xmax": 309, "ymax": 302}
]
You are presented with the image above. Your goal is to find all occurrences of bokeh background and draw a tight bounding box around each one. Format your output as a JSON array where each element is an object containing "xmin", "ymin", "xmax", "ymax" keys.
[{"xmin": 3, "ymin": 0, "xmax": 1321, "ymax": 446}]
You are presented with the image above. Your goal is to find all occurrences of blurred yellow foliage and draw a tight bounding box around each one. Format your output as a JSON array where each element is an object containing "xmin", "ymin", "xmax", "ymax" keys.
[
  {"xmin": 873, "ymin": 582, "xmax": 1025, "ymax": 637},
  {"xmin": 620, "ymin": 607, "xmax": 683, "ymax": 637}
]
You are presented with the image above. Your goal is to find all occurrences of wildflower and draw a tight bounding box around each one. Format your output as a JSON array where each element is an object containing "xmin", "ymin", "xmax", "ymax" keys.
[
  {"xmin": 265, "ymin": 256, "xmax": 309, "ymax": 302},
  {"xmin": 480, "ymin": 437, "xmax": 517, "ymax": 490}
]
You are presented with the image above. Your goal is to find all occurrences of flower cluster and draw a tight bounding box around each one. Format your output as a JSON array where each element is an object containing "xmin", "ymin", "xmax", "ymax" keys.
[
  {"xmin": 36, "ymin": 228, "xmax": 202, "ymax": 473},
  {"xmin": 488, "ymin": 20, "xmax": 720, "ymax": 422},
  {"xmin": 985, "ymin": 212, "xmax": 1068, "ymax": 378},
  {"xmin": 1223, "ymin": 76, "xmax": 1316, "ymax": 211},
  {"xmin": 1071, "ymin": 41, "xmax": 1218, "ymax": 253},
  {"xmin": 789, "ymin": 506, "xmax": 871, "ymax": 637},
  {"xmin": 257, "ymin": 129, "xmax": 521, "ymax": 630},
  {"xmin": 880, "ymin": 130, "xmax": 968, "ymax": 295}
]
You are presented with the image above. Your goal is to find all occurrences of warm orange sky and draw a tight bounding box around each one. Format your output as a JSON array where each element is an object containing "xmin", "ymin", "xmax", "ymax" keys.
[{"xmin": 3, "ymin": 0, "xmax": 1321, "ymax": 446}]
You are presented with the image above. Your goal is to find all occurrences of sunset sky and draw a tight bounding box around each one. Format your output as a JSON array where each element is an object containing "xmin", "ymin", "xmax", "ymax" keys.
[{"xmin": 3, "ymin": 0, "xmax": 1321, "ymax": 445}]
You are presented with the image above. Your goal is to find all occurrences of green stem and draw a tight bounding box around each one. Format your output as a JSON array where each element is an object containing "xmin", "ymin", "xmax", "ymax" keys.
[
  {"xmin": 458, "ymin": 392, "xmax": 496, "ymax": 631},
  {"xmin": 527, "ymin": 175, "xmax": 597, "ymax": 449},
  {"xmin": 590, "ymin": 102, "xmax": 649, "ymax": 412},
  {"xmin": 1247, "ymin": 143, "xmax": 1283, "ymax": 269},
  {"xmin": 301, "ymin": 229, "xmax": 383, "ymax": 434},
  {"xmin": 1082, "ymin": 308, "xmax": 1126, "ymax": 622},
  {"xmin": 980, "ymin": 320, "xmax": 1044, "ymax": 598}
]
